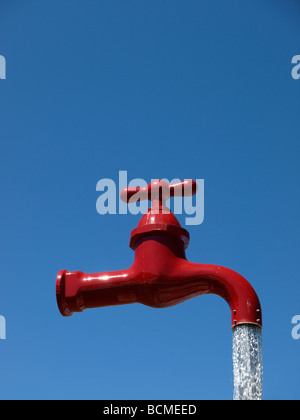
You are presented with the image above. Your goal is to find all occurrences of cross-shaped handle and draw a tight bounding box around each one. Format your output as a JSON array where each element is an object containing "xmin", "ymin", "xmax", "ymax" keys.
[{"xmin": 120, "ymin": 179, "xmax": 197, "ymax": 209}]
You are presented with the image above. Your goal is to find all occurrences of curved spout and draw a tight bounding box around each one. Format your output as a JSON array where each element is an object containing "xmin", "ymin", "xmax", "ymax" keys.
[{"xmin": 177, "ymin": 260, "xmax": 262, "ymax": 329}]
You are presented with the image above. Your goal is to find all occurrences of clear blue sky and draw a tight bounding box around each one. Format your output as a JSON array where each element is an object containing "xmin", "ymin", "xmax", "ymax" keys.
[{"xmin": 0, "ymin": 0, "xmax": 299, "ymax": 400}]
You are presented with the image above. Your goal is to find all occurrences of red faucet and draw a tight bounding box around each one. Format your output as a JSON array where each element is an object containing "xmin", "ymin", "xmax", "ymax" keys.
[{"xmin": 56, "ymin": 179, "xmax": 262, "ymax": 329}]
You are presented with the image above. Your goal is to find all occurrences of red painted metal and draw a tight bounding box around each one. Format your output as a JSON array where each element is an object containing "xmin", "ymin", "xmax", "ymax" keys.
[{"xmin": 56, "ymin": 179, "xmax": 262, "ymax": 328}]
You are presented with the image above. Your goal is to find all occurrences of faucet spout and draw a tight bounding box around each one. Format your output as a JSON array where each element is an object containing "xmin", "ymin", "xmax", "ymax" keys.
[{"xmin": 178, "ymin": 260, "xmax": 262, "ymax": 328}]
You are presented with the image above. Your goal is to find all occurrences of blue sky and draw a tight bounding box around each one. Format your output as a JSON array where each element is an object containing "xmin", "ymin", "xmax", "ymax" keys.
[{"xmin": 0, "ymin": 0, "xmax": 299, "ymax": 400}]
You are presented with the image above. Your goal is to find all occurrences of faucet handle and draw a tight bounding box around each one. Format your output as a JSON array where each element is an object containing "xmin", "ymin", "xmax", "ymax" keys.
[
  {"xmin": 121, "ymin": 180, "xmax": 195, "ymax": 249},
  {"xmin": 120, "ymin": 179, "xmax": 197, "ymax": 206}
]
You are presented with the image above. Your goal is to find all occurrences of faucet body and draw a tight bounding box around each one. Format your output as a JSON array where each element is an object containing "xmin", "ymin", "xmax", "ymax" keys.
[{"xmin": 56, "ymin": 180, "xmax": 262, "ymax": 329}]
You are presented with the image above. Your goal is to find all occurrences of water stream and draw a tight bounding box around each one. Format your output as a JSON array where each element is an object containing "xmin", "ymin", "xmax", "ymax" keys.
[{"xmin": 232, "ymin": 324, "xmax": 263, "ymax": 400}]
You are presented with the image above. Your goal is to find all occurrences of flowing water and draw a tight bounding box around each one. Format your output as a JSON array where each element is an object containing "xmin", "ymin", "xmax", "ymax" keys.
[{"xmin": 232, "ymin": 324, "xmax": 263, "ymax": 400}]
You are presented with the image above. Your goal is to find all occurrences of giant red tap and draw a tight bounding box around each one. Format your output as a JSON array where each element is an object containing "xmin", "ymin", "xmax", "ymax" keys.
[{"xmin": 56, "ymin": 179, "xmax": 262, "ymax": 329}]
